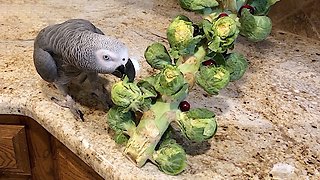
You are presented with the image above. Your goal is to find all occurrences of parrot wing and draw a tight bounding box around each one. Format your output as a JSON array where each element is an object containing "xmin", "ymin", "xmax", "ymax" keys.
[{"xmin": 33, "ymin": 48, "xmax": 58, "ymax": 83}]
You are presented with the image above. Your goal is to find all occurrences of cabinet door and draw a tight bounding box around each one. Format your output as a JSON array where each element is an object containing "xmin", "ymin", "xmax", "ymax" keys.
[
  {"xmin": 52, "ymin": 139, "xmax": 103, "ymax": 180},
  {"xmin": 0, "ymin": 125, "xmax": 31, "ymax": 176}
]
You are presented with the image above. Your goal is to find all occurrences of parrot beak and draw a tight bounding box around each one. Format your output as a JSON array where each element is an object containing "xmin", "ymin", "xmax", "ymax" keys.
[{"xmin": 112, "ymin": 58, "xmax": 136, "ymax": 82}]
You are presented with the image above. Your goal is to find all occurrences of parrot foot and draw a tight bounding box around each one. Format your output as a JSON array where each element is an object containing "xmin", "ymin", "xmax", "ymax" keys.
[{"xmin": 51, "ymin": 95, "xmax": 85, "ymax": 121}]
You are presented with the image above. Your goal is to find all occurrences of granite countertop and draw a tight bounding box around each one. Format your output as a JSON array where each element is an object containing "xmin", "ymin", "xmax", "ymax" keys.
[{"xmin": 1, "ymin": 0, "xmax": 320, "ymax": 179}]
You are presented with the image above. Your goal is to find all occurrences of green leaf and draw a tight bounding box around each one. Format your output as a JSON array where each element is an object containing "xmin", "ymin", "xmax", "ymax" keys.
[
  {"xmin": 144, "ymin": 42, "xmax": 172, "ymax": 70},
  {"xmin": 239, "ymin": 9, "xmax": 272, "ymax": 42},
  {"xmin": 247, "ymin": 0, "xmax": 280, "ymax": 15},
  {"xmin": 224, "ymin": 52, "xmax": 248, "ymax": 81},
  {"xmin": 179, "ymin": 0, "xmax": 219, "ymax": 12},
  {"xmin": 114, "ymin": 131, "xmax": 130, "ymax": 145},
  {"xmin": 187, "ymin": 108, "xmax": 215, "ymax": 119},
  {"xmin": 202, "ymin": 19, "xmax": 214, "ymax": 41},
  {"xmin": 204, "ymin": 52, "xmax": 226, "ymax": 66}
]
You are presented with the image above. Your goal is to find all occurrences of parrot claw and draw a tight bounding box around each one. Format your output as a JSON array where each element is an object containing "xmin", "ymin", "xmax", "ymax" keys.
[
  {"xmin": 70, "ymin": 108, "xmax": 85, "ymax": 122},
  {"xmin": 51, "ymin": 96, "xmax": 85, "ymax": 121}
]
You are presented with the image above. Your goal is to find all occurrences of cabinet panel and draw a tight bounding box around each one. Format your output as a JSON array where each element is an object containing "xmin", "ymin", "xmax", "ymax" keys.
[
  {"xmin": 25, "ymin": 119, "xmax": 55, "ymax": 180},
  {"xmin": 52, "ymin": 139, "xmax": 103, "ymax": 180},
  {"xmin": 0, "ymin": 125, "xmax": 31, "ymax": 176}
]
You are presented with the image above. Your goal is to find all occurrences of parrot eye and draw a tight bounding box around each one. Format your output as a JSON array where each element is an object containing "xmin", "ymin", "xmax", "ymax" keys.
[
  {"xmin": 103, "ymin": 55, "xmax": 110, "ymax": 61},
  {"xmin": 122, "ymin": 58, "xmax": 125, "ymax": 61}
]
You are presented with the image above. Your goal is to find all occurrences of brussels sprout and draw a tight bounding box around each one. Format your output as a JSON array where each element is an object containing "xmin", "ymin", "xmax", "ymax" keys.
[
  {"xmin": 144, "ymin": 42, "xmax": 172, "ymax": 70},
  {"xmin": 107, "ymin": 106, "xmax": 136, "ymax": 133},
  {"xmin": 196, "ymin": 65, "xmax": 230, "ymax": 95},
  {"xmin": 167, "ymin": 15, "xmax": 193, "ymax": 49},
  {"xmin": 239, "ymin": 9, "xmax": 272, "ymax": 42},
  {"xmin": 176, "ymin": 108, "xmax": 217, "ymax": 142},
  {"xmin": 107, "ymin": 106, "xmax": 136, "ymax": 144},
  {"xmin": 153, "ymin": 139, "xmax": 187, "ymax": 175},
  {"xmin": 225, "ymin": 52, "xmax": 248, "ymax": 81},
  {"xmin": 203, "ymin": 15, "xmax": 239, "ymax": 53},
  {"xmin": 167, "ymin": 15, "xmax": 202, "ymax": 59},
  {"xmin": 179, "ymin": 0, "xmax": 218, "ymax": 12},
  {"xmin": 215, "ymin": 17, "xmax": 238, "ymax": 38},
  {"xmin": 247, "ymin": 0, "xmax": 280, "ymax": 16},
  {"xmin": 111, "ymin": 77, "xmax": 144, "ymax": 111},
  {"xmin": 154, "ymin": 65, "xmax": 186, "ymax": 97}
]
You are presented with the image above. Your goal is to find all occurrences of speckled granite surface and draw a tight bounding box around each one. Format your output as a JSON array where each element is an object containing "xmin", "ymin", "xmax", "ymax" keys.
[{"xmin": 0, "ymin": 0, "xmax": 320, "ymax": 179}]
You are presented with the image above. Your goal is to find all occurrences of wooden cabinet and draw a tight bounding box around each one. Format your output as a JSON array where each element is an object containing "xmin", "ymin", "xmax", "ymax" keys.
[
  {"xmin": 0, "ymin": 115, "xmax": 103, "ymax": 180},
  {"xmin": 0, "ymin": 125, "xmax": 31, "ymax": 178}
]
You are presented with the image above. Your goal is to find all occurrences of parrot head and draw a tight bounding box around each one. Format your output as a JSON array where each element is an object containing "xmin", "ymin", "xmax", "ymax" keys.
[{"xmin": 94, "ymin": 47, "xmax": 136, "ymax": 82}]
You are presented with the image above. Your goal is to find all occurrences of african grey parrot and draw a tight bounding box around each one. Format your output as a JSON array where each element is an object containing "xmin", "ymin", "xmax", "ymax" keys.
[{"xmin": 33, "ymin": 19, "xmax": 136, "ymax": 121}]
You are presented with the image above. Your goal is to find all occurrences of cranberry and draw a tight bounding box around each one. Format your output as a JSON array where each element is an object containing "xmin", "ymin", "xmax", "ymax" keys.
[
  {"xmin": 218, "ymin": 13, "xmax": 228, "ymax": 19},
  {"xmin": 179, "ymin": 101, "xmax": 190, "ymax": 112},
  {"xmin": 202, "ymin": 59, "xmax": 217, "ymax": 66},
  {"xmin": 239, "ymin": 4, "xmax": 255, "ymax": 16}
]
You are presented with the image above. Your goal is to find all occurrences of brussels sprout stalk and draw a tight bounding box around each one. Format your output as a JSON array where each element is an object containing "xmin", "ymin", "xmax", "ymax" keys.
[
  {"xmin": 124, "ymin": 101, "xmax": 179, "ymax": 167},
  {"xmin": 177, "ymin": 45, "xmax": 207, "ymax": 87},
  {"xmin": 123, "ymin": 100, "xmax": 218, "ymax": 172}
]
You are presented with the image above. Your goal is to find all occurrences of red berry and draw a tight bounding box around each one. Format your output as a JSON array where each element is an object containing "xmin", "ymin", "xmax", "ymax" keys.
[
  {"xmin": 218, "ymin": 13, "xmax": 228, "ymax": 19},
  {"xmin": 239, "ymin": 4, "xmax": 255, "ymax": 16},
  {"xmin": 179, "ymin": 101, "xmax": 190, "ymax": 112},
  {"xmin": 202, "ymin": 59, "xmax": 216, "ymax": 66}
]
